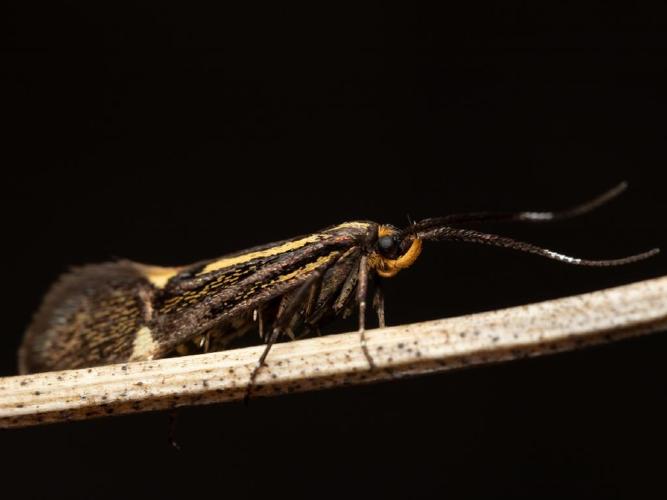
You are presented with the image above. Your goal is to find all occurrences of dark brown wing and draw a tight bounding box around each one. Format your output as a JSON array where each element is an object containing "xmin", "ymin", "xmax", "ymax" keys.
[{"xmin": 19, "ymin": 261, "xmax": 154, "ymax": 373}]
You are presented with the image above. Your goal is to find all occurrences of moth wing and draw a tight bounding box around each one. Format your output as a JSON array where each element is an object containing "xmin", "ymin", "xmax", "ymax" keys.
[{"xmin": 19, "ymin": 261, "xmax": 153, "ymax": 373}]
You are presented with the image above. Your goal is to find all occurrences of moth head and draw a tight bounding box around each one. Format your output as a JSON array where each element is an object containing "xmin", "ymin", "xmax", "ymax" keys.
[
  {"xmin": 371, "ymin": 182, "xmax": 660, "ymax": 276},
  {"xmin": 369, "ymin": 224, "xmax": 423, "ymax": 278}
]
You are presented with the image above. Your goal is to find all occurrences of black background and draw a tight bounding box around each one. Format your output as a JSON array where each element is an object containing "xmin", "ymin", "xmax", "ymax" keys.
[{"xmin": 3, "ymin": 3, "xmax": 667, "ymax": 499}]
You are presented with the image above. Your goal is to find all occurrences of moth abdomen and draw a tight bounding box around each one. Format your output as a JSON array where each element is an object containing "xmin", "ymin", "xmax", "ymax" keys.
[{"xmin": 19, "ymin": 261, "xmax": 155, "ymax": 374}]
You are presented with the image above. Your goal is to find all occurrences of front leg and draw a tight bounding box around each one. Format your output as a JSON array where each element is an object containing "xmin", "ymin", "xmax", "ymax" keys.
[
  {"xmin": 373, "ymin": 280, "xmax": 385, "ymax": 328},
  {"xmin": 356, "ymin": 256, "xmax": 375, "ymax": 369}
]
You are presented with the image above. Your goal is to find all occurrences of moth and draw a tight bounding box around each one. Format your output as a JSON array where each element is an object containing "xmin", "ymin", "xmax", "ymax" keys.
[{"xmin": 19, "ymin": 183, "xmax": 659, "ymax": 386}]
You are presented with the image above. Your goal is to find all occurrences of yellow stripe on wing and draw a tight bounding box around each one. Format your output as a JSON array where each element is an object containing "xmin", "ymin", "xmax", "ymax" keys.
[
  {"xmin": 200, "ymin": 234, "xmax": 326, "ymax": 275},
  {"xmin": 199, "ymin": 222, "xmax": 370, "ymax": 275}
]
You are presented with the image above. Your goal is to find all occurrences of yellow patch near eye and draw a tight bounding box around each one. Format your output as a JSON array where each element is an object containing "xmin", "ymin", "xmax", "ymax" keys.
[
  {"xmin": 369, "ymin": 226, "xmax": 422, "ymax": 278},
  {"xmin": 378, "ymin": 225, "xmax": 395, "ymax": 238}
]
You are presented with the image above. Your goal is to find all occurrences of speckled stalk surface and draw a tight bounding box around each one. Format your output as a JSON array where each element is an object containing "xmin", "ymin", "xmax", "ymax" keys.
[{"xmin": 1, "ymin": 275, "xmax": 666, "ymax": 429}]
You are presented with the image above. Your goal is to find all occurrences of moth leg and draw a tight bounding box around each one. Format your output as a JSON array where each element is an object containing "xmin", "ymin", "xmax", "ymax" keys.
[
  {"xmin": 370, "ymin": 280, "xmax": 399, "ymax": 379},
  {"xmin": 244, "ymin": 297, "xmax": 308, "ymax": 404},
  {"xmin": 293, "ymin": 277, "xmax": 327, "ymax": 340},
  {"xmin": 304, "ymin": 247, "xmax": 360, "ymax": 330},
  {"xmin": 303, "ymin": 277, "xmax": 322, "ymax": 321},
  {"xmin": 333, "ymin": 259, "xmax": 359, "ymax": 314},
  {"xmin": 254, "ymin": 308, "xmax": 265, "ymax": 341},
  {"xmin": 199, "ymin": 331, "xmax": 212, "ymax": 353},
  {"xmin": 373, "ymin": 281, "xmax": 386, "ymax": 328},
  {"xmin": 275, "ymin": 295, "xmax": 296, "ymax": 340},
  {"xmin": 244, "ymin": 325, "xmax": 282, "ymax": 405},
  {"xmin": 294, "ymin": 324, "xmax": 321, "ymax": 340},
  {"xmin": 244, "ymin": 267, "xmax": 329, "ymax": 404},
  {"xmin": 357, "ymin": 255, "xmax": 375, "ymax": 369}
]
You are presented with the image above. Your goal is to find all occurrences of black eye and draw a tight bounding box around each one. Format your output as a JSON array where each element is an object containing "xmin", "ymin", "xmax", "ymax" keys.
[{"xmin": 378, "ymin": 235, "xmax": 396, "ymax": 255}]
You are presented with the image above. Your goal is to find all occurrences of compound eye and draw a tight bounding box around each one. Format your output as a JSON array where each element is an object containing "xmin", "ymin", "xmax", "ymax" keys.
[{"xmin": 378, "ymin": 235, "xmax": 396, "ymax": 256}]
